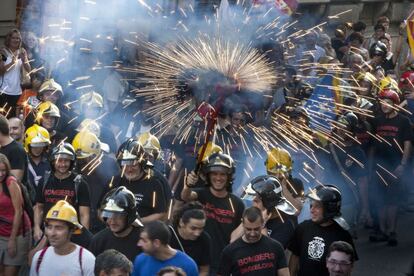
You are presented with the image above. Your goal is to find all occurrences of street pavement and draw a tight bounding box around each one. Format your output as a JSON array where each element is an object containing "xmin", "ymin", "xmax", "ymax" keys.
[{"xmin": 353, "ymin": 191, "xmax": 414, "ymax": 276}]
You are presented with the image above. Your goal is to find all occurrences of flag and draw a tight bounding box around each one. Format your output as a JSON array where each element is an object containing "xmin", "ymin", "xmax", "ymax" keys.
[
  {"xmin": 304, "ymin": 74, "xmax": 344, "ymax": 133},
  {"xmin": 407, "ymin": 13, "xmax": 414, "ymax": 57}
]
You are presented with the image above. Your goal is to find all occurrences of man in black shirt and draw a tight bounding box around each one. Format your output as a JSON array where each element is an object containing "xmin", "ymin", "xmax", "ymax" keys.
[
  {"xmin": 34, "ymin": 142, "xmax": 91, "ymax": 241},
  {"xmin": 239, "ymin": 175, "xmax": 298, "ymax": 248},
  {"xmin": 115, "ymin": 138, "xmax": 171, "ymax": 223},
  {"xmin": 0, "ymin": 114, "xmax": 27, "ymax": 181},
  {"xmin": 218, "ymin": 206, "xmax": 289, "ymax": 276},
  {"xmin": 182, "ymin": 152, "xmax": 245, "ymax": 274},
  {"xmin": 169, "ymin": 202, "xmax": 211, "ymax": 276},
  {"xmin": 288, "ymin": 185, "xmax": 357, "ymax": 276},
  {"xmin": 89, "ymin": 186, "xmax": 143, "ymax": 262},
  {"xmin": 72, "ymin": 130, "xmax": 120, "ymax": 233}
]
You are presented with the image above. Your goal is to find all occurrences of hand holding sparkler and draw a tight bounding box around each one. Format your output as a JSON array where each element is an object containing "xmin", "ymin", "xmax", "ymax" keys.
[{"xmin": 186, "ymin": 171, "xmax": 199, "ymax": 188}]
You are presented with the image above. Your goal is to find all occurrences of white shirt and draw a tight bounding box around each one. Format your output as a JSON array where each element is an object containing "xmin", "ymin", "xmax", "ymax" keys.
[
  {"xmin": 0, "ymin": 49, "xmax": 23, "ymax": 96},
  {"xmin": 30, "ymin": 245, "xmax": 95, "ymax": 276}
]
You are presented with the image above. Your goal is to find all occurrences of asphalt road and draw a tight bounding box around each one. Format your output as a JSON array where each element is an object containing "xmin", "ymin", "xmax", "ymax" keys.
[{"xmin": 352, "ymin": 193, "xmax": 414, "ymax": 276}]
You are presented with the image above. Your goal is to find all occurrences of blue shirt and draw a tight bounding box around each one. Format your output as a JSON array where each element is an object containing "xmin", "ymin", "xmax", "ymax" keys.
[{"xmin": 132, "ymin": 250, "xmax": 198, "ymax": 276}]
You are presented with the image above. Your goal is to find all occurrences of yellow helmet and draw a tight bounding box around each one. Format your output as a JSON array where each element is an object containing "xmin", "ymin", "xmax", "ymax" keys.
[
  {"xmin": 265, "ymin": 147, "xmax": 293, "ymax": 174},
  {"xmin": 76, "ymin": 119, "xmax": 101, "ymax": 137},
  {"xmin": 72, "ymin": 130, "xmax": 101, "ymax": 159},
  {"xmin": 46, "ymin": 200, "xmax": 82, "ymax": 229},
  {"xmin": 356, "ymin": 72, "xmax": 376, "ymax": 85},
  {"xmin": 137, "ymin": 132, "xmax": 161, "ymax": 159},
  {"xmin": 35, "ymin": 101, "xmax": 61, "ymax": 124},
  {"xmin": 80, "ymin": 91, "xmax": 103, "ymax": 109},
  {"xmin": 197, "ymin": 142, "xmax": 223, "ymax": 163},
  {"xmin": 378, "ymin": 76, "xmax": 400, "ymax": 94},
  {"xmin": 24, "ymin": 124, "xmax": 51, "ymax": 152}
]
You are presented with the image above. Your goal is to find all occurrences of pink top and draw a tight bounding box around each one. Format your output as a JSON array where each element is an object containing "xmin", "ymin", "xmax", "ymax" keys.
[{"xmin": 0, "ymin": 176, "xmax": 31, "ymax": 237}]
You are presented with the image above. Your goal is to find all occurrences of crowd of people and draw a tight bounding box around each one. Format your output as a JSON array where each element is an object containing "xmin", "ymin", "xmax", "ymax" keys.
[{"xmin": 0, "ymin": 3, "xmax": 414, "ymax": 276}]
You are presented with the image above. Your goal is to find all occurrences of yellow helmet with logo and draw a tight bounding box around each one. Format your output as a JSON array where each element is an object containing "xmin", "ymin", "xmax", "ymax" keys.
[
  {"xmin": 76, "ymin": 119, "xmax": 101, "ymax": 137},
  {"xmin": 24, "ymin": 124, "xmax": 51, "ymax": 152},
  {"xmin": 80, "ymin": 91, "xmax": 104, "ymax": 109},
  {"xmin": 35, "ymin": 101, "xmax": 61, "ymax": 124},
  {"xmin": 137, "ymin": 132, "xmax": 161, "ymax": 159},
  {"xmin": 46, "ymin": 200, "xmax": 82, "ymax": 229},
  {"xmin": 378, "ymin": 76, "xmax": 400, "ymax": 94},
  {"xmin": 265, "ymin": 147, "xmax": 293, "ymax": 174},
  {"xmin": 72, "ymin": 130, "xmax": 101, "ymax": 159},
  {"xmin": 197, "ymin": 142, "xmax": 223, "ymax": 163}
]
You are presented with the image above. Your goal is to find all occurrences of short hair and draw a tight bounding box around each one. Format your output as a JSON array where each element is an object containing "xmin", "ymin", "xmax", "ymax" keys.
[
  {"xmin": 327, "ymin": 241, "xmax": 356, "ymax": 263},
  {"xmin": 242, "ymin": 206, "xmax": 263, "ymax": 223},
  {"xmin": 377, "ymin": 16, "xmax": 390, "ymax": 25},
  {"xmin": 0, "ymin": 115, "xmax": 10, "ymax": 135},
  {"xmin": 157, "ymin": 266, "xmax": 187, "ymax": 276},
  {"xmin": 173, "ymin": 202, "xmax": 206, "ymax": 228},
  {"xmin": 143, "ymin": 220, "xmax": 171, "ymax": 245},
  {"xmin": 348, "ymin": 32, "xmax": 364, "ymax": 45},
  {"xmin": 94, "ymin": 249, "xmax": 132, "ymax": 276},
  {"xmin": 352, "ymin": 21, "xmax": 366, "ymax": 32},
  {"xmin": 374, "ymin": 24, "xmax": 386, "ymax": 32},
  {"xmin": 379, "ymin": 36, "xmax": 390, "ymax": 43}
]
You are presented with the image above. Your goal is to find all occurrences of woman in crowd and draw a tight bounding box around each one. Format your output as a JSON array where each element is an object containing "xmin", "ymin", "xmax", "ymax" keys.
[
  {"xmin": 0, "ymin": 153, "xmax": 31, "ymax": 276},
  {"xmin": 0, "ymin": 29, "xmax": 31, "ymax": 117}
]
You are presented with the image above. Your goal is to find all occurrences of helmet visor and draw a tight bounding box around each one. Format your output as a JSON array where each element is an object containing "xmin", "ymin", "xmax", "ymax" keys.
[{"xmin": 101, "ymin": 210, "xmax": 127, "ymax": 220}]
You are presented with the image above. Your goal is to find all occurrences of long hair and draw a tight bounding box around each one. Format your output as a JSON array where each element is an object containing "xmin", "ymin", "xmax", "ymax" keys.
[
  {"xmin": 0, "ymin": 153, "xmax": 12, "ymax": 197},
  {"xmin": 4, "ymin": 28, "xmax": 22, "ymax": 49}
]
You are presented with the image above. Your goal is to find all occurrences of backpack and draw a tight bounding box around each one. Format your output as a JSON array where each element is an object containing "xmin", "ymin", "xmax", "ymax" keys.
[
  {"xmin": 35, "ymin": 246, "xmax": 84, "ymax": 275},
  {"xmin": 41, "ymin": 171, "xmax": 83, "ymax": 206},
  {"xmin": 1, "ymin": 176, "xmax": 34, "ymax": 230}
]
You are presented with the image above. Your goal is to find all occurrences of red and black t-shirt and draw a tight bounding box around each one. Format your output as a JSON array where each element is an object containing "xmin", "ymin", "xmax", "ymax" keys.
[
  {"xmin": 218, "ymin": 235, "xmax": 287, "ymax": 276},
  {"xmin": 194, "ymin": 188, "xmax": 245, "ymax": 271},
  {"xmin": 36, "ymin": 173, "xmax": 90, "ymax": 215}
]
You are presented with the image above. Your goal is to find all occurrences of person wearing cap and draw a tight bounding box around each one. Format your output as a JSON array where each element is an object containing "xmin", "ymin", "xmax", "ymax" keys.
[
  {"xmin": 114, "ymin": 138, "xmax": 171, "ymax": 224},
  {"xmin": 72, "ymin": 130, "xmax": 120, "ymax": 233},
  {"xmin": 33, "ymin": 143, "xmax": 91, "ymax": 242},
  {"xmin": 24, "ymin": 124, "xmax": 51, "ymax": 201},
  {"xmin": 218, "ymin": 206, "xmax": 290, "ymax": 276},
  {"xmin": 89, "ymin": 186, "xmax": 144, "ymax": 262},
  {"xmin": 182, "ymin": 152, "xmax": 245, "ymax": 274},
  {"xmin": 288, "ymin": 185, "xmax": 357, "ymax": 276},
  {"xmin": 237, "ymin": 175, "xmax": 298, "ymax": 248},
  {"xmin": 37, "ymin": 79, "xmax": 63, "ymax": 105},
  {"xmin": 30, "ymin": 200, "xmax": 95, "ymax": 276},
  {"xmin": 369, "ymin": 88, "xmax": 413, "ymax": 246}
]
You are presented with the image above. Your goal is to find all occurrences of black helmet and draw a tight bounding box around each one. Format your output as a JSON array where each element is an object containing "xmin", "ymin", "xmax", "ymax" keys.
[
  {"xmin": 101, "ymin": 186, "xmax": 143, "ymax": 228},
  {"xmin": 242, "ymin": 175, "xmax": 296, "ymax": 215},
  {"xmin": 50, "ymin": 142, "xmax": 76, "ymax": 170},
  {"xmin": 307, "ymin": 185, "xmax": 342, "ymax": 221},
  {"xmin": 204, "ymin": 152, "xmax": 235, "ymax": 175},
  {"xmin": 117, "ymin": 138, "xmax": 149, "ymax": 167},
  {"xmin": 336, "ymin": 112, "xmax": 358, "ymax": 133},
  {"xmin": 369, "ymin": 41, "xmax": 387, "ymax": 59}
]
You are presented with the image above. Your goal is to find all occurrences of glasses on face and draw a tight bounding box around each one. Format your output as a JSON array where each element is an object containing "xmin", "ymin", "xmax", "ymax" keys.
[{"xmin": 327, "ymin": 259, "xmax": 352, "ymax": 267}]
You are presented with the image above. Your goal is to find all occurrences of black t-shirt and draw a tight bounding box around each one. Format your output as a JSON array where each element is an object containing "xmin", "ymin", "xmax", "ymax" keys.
[
  {"xmin": 194, "ymin": 188, "xmax": 245, "ymax": 271},
  {"xmin": 373, "ymin": 113, "xmax": 414, "ymax": 168},
  {"xmin": 266, "ymin": 214, "xmax": 297, "ymax": 249},
  {"xmin": 288, "ymin": 220, "xmax": 357, "ymax": 276},
  {"xmin": 89, "ymin": 226, "xmax": 142, "ymax": 261},
  {"xmin": 71, "ymin": 227, "xmax": 93, "ymax": 248},
  {"xmin": 36, "ymin": 173, "xmax": 91, "ymax": 214},
  {"xmin": 115, "ymin": 171, "xmax": 171, "ymax": 218},
  {"xmin": 0, "ymin": 140, "xmax": 27, "ymax": 180},
  {"xmin": 169, "ymin": 226, "xmax": 212, "ymax": 267},
  {"xmin": 218, "ymin": 235, "xmax": 287, "ymax": 276}
]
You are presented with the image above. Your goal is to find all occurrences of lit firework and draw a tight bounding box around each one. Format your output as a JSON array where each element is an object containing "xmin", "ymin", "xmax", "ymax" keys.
[{"xmin": 135, "ymin": 36, "xmax": 277, "ymax": 144}]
